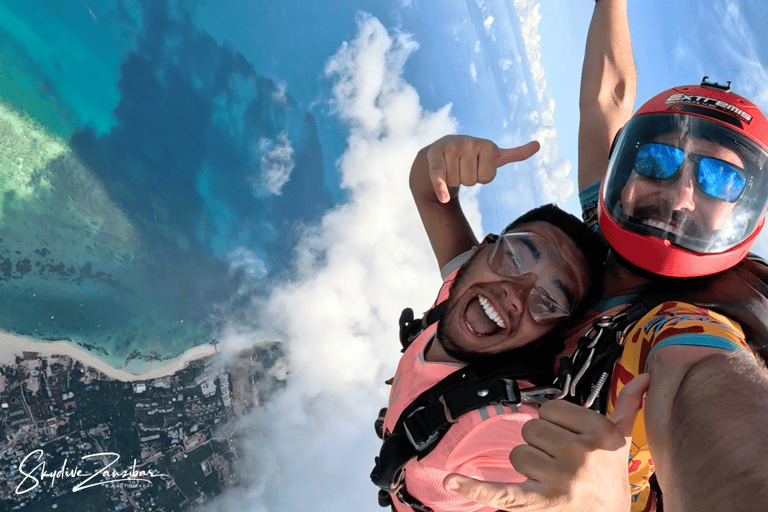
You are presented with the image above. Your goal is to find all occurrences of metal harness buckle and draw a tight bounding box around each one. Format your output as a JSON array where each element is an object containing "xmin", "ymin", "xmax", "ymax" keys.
[
  {"xmin": 569, "ymin": 314, "xmax": 625, "ymax": 397},
  {"xmin": 402, "ymin": 406, "xmax": 441, "ymax": 452},
  {"xmin": 520, "ymin": 383, "xmax": 569, "ymax": 405},
  {"xmin": 391, "ymin": 467, "xmax": 435, "ymax": 512}
]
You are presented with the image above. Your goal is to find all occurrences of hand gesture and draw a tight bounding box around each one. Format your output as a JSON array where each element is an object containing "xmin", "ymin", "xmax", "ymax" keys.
[
  {"xmin": 425, "ymin": 135, "xmax": 540, "ymax": 203},
  {"xmin": 443, "ymin": 374, "xmax": 651, "ymax": 512}
]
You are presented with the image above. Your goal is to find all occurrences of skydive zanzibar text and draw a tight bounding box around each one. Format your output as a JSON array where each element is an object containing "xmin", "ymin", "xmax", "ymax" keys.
[
  {"xmin": 15, "ymin": 449, "xmax": 166, "ymax": 494},
  {"xmin": 666, "ymin": 93, "xmax": 754, "ymax": 123}
]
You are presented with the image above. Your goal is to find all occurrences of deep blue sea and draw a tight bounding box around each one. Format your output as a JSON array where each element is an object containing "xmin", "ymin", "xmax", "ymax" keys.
[
  {"xmin": 0, "ymin": 0, "xmax": 344, "ymax": 370},
  {"xmin": 0, "ymin": 0, "xmax": 555, "ymax": 372}
]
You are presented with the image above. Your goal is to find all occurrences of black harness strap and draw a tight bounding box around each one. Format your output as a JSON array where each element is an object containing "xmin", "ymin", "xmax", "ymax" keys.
[
  {"xmin": 374, "ymin": 304, "xmax": 549, "ymax": 510},
  {"xmin": 559, "ymin": 254, "xmax": 768, "ymax": 414},
  {"xmin": 399, "ymin": 303, "xmax": 446, "ymax": 351},
  {"xmin": 371, "ymin": 357, "xmax": 545, "ymax": 491},
  {"xmin": 559, "ymin": 298, "xmax": 651, "ymax": 412},
  {"xmin": 375, "ymin": 256, "xmax": 768, "ymax": 511}
]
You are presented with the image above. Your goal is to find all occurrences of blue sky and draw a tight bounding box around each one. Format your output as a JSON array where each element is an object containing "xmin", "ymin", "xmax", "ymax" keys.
[
  {"xmin": 228, "ymin": 2, "xmax": 768, "ymax": 511},
  {"xmin": 537, "ymin": 0, "xmax": 768, "ymax": 248}
]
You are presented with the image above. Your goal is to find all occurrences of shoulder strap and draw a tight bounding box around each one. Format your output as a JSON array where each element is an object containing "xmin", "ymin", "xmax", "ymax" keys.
[
  {"xmin": 371, "ymin": 355, "xmax": 547, "ymax": 492},
  {"xmin": 561, "ymin": 253, "xmax": 768, "ymax": 413},
  {"xmin": 557, "ymin": 298, "xmax": 651, "ymax": 412},
  {"xmin": 377, "ymin": 303, "xmax": 554, "ymax": 511},
  {"xmin": 399, "ymin": 303, "xmax": 446, "ymax": 351}
]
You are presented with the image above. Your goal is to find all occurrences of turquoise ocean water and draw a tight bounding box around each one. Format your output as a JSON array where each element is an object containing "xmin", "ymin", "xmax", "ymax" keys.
[
  {"xmin": 0, "ymin": 0, "xmax": 556, "ymax": 372},
  {"xmin": 0, "ymin": 0, "xmax": 337, "ymax": 371}
]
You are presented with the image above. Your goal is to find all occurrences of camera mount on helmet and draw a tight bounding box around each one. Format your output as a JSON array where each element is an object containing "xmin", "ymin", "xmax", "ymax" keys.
[
  {"xmin": 700, "ymin": 76, "xmax": 731, "ymax": 92},
  {"xmin": 598, "ymin": 79, "xmax": 768, "ymax": 277}
]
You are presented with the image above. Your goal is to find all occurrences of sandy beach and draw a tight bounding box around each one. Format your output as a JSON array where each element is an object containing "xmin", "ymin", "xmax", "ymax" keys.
[{"xmin": 0, "ymin": 331, "xmax": 217, "ymax": 382}]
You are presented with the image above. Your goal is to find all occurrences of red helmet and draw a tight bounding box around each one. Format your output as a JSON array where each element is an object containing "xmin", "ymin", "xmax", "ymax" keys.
[{"xmin": 599, "ymin": 78, "xmax": 768, "ymax": 277}]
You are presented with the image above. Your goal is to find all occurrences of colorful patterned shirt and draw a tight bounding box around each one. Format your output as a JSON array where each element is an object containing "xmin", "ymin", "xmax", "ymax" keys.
[
  {"xmin": 579, "ymin": 182, "xmax": 752, "ymax": 511},
  {"xmin": 609, "ymin": 301, "xmax": 750, "ymax": 511}
]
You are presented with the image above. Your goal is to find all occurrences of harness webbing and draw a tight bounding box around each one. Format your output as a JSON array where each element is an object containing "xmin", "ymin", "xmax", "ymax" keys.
[
  {"xmin": 372, "ymin": 304, "xmax": 549, "ymax": 511},
  {"xmin": 371, "ymin": 348, "xmax": 546, "ymax": 490},
  {"xmin": 374, "ymin": 254, "xmax": 768, "ymax": 511},
  {"xmin": 398, "ymin": 303, "xmax": 446, "ymax": 351},
  {"xmin": 559, "ymin": 298, "xmax": 651, "ymax": 412}
]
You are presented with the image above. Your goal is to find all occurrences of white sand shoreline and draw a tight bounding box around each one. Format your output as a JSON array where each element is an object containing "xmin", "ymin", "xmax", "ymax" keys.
[{"xmin": 0, "ymin": 331, "xmax": 217, "ymax": 382}]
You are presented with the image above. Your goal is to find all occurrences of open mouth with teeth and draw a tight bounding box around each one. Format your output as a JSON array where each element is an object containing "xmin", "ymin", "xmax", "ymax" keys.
[
  {"xmin": 637, "ymin": 216, "xmax": 702, "ymax": 240},
  {"xmin": 643, "ymin": 218, "xmax": 675, "ymax": 231},
  {"xmin": 642, "ymin": 218, "xmax": 685, "ymax": 237},
  {"xmin": 625, "ymin": 211, "xmax": 689, "ymax": 239},
  {"xmin": 464, "ymin": 294, "xmax": 506, "ymax": 337}
]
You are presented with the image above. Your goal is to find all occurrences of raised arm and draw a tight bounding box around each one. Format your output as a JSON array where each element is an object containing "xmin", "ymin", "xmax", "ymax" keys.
[
  {"xmin": 410, "ymin": 135, "xmax": 539, "ymax": 269},
  {"xmin": 578, "ymin": 0, "xmax": 636, "ymax": 191}
]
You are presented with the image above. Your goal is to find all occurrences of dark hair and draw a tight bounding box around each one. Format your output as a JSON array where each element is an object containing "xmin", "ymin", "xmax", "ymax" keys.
[
  {"xmin": 438, "ymin": 204, "xmax": 607, "ymax": 379},
  {"xmin": 504, "ymin": 203, "xmax": 607, "ymax": 320}
]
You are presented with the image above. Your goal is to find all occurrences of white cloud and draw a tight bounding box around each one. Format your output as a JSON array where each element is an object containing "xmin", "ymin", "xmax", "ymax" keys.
[
  {"xmin": 674, "ymin": 38, "xmax": 687, "ymax": 62},
  {"xmin": 253, "ymin": 131, "xmax": 295, "ymax": 196},
  {"xmin": 709, "ymin": 0, "xmax": 768, "ymax": 110},
  {"xmin": 512, "ymin": 0, "xmax": 573, "ymax": 204},
  {"xmin": 271, "ymin": 81, "xmax": 288, "ymax": 104},
  {"xmin": 227, "ymin": 247, "xmax": 268, "ymax": 282},
  {"xmin": 484, "ymin": 15, "xmax": 495, "ymax": 33},
  {"xmin": 202, "ymin": 13, "xmax": 461, "ymax": 512}
]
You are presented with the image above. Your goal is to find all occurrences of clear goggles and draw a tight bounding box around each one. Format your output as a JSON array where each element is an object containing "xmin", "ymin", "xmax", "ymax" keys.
[
  {"xmin": 603, "ymin": 113, "xmax": 768, "ymax": 253},
  {"xmin": 487, "ymin": 232, "xmax": 574, "ymax": 323}
]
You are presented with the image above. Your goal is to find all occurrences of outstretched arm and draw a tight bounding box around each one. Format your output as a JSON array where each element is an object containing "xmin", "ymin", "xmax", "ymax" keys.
[
  {"xmin": 578, "ymin": 0, "xmax": 636, "ymax": 191},
  {"xmin": 644, "ymin": 347, "xmax": 768, "ymax": 512},
  {"xmin": 410, "ymin": 135, "xmax": 539, "ymax": 269}
]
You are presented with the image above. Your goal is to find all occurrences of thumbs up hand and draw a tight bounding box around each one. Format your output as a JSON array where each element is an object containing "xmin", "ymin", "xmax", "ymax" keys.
[
  {"xmin": 424, "ymin": 135, "xmax": 540, "ymax": 203},
  {"xmin": 444, "ymin": 373, "xmax": 651, "ymax": 512}
]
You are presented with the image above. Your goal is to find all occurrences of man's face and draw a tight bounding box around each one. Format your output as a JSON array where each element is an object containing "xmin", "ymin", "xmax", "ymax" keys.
[
  {"xmin": 620, "ymin": 133, "xmax": 744, "ymax": 239},
  {"xmin": 438, "ymin": 221, "xmax": 590, "ymax": 361}
]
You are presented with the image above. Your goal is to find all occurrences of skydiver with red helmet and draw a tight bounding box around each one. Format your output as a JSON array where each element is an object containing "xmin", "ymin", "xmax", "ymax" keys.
[
  {"xmin": 600, "ymin": 80, "xmax": 768, "ymax": 277},
  {"xmin": 447, "ymin": 83, "xmax": 768, "ymax": 512},
  {"xmin": 444, "ymin": 2, "xmax": 768, "ymax": 511}
]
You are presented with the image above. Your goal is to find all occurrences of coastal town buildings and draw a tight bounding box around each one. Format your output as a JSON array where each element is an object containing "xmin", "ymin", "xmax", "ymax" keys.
[{"xmin": 0, "ymin": 343, "xmax": 286, "ymax": 511}]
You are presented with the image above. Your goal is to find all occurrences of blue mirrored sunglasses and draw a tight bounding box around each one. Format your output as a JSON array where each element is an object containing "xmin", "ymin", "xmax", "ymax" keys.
[{"xmin": 634, "ymin": 142, "xmax": 746, "ymax": 202}]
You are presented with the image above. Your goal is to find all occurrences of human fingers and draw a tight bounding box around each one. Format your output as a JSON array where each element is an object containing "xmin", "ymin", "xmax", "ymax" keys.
[
  {"xmin": 509, "ymin": 444, "xmax": 553, "ymax": 481},
  {"xmin": 426, "ymin": 143, "xmax": 455, "ymax": 203},
  {"xmin": 513, "ymin": 417, "xmax": 597, "ymax": 485},
  {"xmin": 538, "ymin": 399, "xmax": 624, "ymax": 451},
  {"xmin": 508, "ymin": 442, "xmax": 569, "ymax": 484},
  {"xmin": 459, "ymin": 137, "xmax": 499, "ymax": 186},
  {"xmin": 519, "ymin": 416, "xmax": 577, "ymax": 459},
  {"xmin": 538, "ymin": 398, "xmax": 607, "ymax": 436},
  {"xmin": 496, "ymin": 140, "xmax": 541, "ymax": 167},
  {"xmin": 443, "ymin": 474, "xmax": 546, "ymax": 511},
  {"xmin": 607, "ymin": 373, "xmax": 650, "ymax": 438},
  {"xmin": 459, "ymin": 148, "xmax": 479, "ymax": 187},
  {"xmin": 476, "ymin": 142, "xmax": 498, "ymax": 185}
]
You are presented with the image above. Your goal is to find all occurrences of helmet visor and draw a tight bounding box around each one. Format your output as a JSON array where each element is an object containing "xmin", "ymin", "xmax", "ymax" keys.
[{"xmin": 603, "ymin": 113, "xmax": 768, "ymax": 254}]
